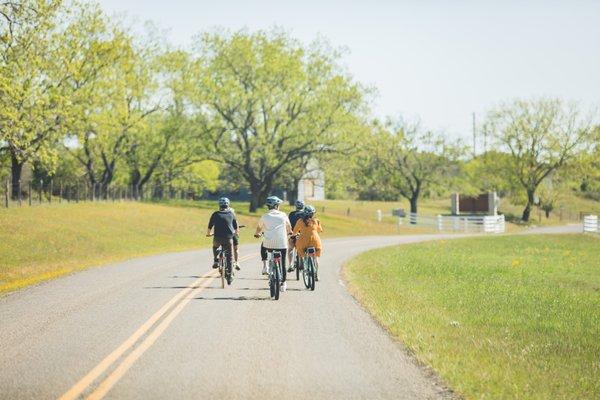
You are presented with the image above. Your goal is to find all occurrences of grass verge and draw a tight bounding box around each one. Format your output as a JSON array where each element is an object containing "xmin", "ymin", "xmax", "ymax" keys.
[{"xmin": 344, "ymin": 234, "xmax": 600, "ymax": 399}]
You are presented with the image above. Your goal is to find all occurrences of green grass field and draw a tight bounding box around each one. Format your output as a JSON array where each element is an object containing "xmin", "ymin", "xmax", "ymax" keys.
[
  {"xmin": 0, "ymin": 200, "xmax": 430, "ymax": 294},
  {"xmin": 345, "ymin": 234, "xmax": 600, "ymax": 399}
]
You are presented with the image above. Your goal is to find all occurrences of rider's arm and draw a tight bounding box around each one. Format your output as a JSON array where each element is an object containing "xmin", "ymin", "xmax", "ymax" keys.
[
  {"xmin": 254, "ymin": 218, "xmax": 264, "ymax": 238},
  {"xmin": 233, "ymin": 216, "xmax": 239, "ymax": 235},
  {"xmin": 293, "ymin": 219, "xmax": 303, "ymax": 235},
  {"xmin": 317, "ymin": 219, "xmax": 323, "ymax": 233},
  {"xmin": 207, "ymin": 212, "xmax": 215, "ymax": 236},
  {"xmin": 285, "ymin": 219, "xmax": 293, "ymax": 235}
]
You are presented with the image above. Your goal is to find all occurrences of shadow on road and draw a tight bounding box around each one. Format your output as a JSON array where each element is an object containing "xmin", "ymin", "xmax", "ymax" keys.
[{"xmin": 194, "ymin": 296, "xmax": 269, "ymax": 301}]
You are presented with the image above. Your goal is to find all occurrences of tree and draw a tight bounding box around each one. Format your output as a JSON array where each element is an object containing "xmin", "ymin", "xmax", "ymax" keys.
[
  {"xmin": 125, "ymin": 50, "xmax": 207, "ymax": 197},
  {"xmin": 485, "ymin": 99, "xmax": 592, "ymax": 221},
  {"xmin": 64, "ymin": 5, "xmax": 158, "ymax": 192},
  {"xmin": 192, "ymin": 30, "xmax": 366, "ymax": 211},
  {"xmin": 0, "ymin": 0, "xmax": 68, "ymax": 198},
  {"xmin": 360, "ymin": 119, "xmax": 462, "ymax": 213}
]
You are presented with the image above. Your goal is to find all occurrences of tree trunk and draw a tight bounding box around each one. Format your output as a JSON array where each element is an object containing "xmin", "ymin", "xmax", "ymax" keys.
[
  {"xmin": 522, "ymin": 189, "xmax": 535, "ymax": 222},
  {"xmin": 10, "ymin": 152, "xmax": 24, "ymax": 200},
  {"xmin": 248, "ymin": 178, "xmax": 273, "ymax": 213},
  {"xmin": 409, "ymin": 195, "xmax": 418, "ymax": 214},
  {"xmin": 288, "ymin": 178, "xmax": 300, "ymax": 205}
]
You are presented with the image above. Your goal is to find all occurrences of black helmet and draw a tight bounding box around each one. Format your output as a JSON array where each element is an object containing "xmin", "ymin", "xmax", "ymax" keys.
[
  {"xmin": 218, "ymin": 197, "xmax": 230, "ymax": 208},
  {"xmin": 304, "ymin": 205, "xmax": 316, "ymax": 217},
  {"xmin": 265, "ymin": 196, "xmax": 283, "ymax": 208},
  {"xmin": 295, "ymin": 200, "xmax": 305, "ymax": 210}
]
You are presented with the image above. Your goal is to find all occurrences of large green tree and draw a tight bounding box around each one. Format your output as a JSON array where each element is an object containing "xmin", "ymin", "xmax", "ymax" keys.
[
  {"xmin": 192, "ymin": 30, "xmax": 366, "ymax": 211},
  {"xmin": 359, "ymin": 120, "xmax": 462, "ymax": 213},
  {"xmin": 485, "ymin": 98, "xmax": 592, "ymax": 221},
  {"xmin": 0, "ymin": 0, "xmax": 68, "ymax": 197},
  {"xmin": 64, "ymin": 5, "xmax": 158, "ymax": 192}
]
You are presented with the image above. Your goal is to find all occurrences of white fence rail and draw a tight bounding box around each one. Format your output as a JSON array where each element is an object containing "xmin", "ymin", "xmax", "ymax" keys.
[
  {"xmin": 583, "ymin": 215, "xmax": 598, "ymax": 234},
  {"xmin": 398, "ymin": 213, "xmax": 505, "ymax": 233}
]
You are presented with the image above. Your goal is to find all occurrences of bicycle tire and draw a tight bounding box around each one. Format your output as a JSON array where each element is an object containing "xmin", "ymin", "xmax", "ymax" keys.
[
  {"xmin": 273, "ymin": 261, "xmax": 280, "ymax": 300},
  {"xmin": 307, "ymin": 257, "xmax": 315, "ymax": 291},
  {"xmin": 302, "ymin": 257, "xmax": 310, "ymax": 289}
]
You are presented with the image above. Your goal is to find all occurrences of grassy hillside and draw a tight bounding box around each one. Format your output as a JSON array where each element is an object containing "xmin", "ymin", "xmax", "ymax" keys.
[
  {"xmin": 0, "ymin": 200, "xmax": 429, "ymax": 294},
  {"xmin": 345, "ymin": 234, "xmax": 600, "ymax": 399}
]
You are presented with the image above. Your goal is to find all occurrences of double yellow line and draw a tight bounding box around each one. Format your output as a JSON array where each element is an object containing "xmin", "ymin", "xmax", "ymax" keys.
[{"xmin": 59, "ymin": 253, "xmax": 257, "ymax": 400}]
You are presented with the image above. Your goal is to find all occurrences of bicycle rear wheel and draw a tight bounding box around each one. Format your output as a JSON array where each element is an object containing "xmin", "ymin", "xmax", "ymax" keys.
[
  {"xmin": 270, "ymin": 261, "xmax": 280, "ymax": 300},
  {"xmin": 307, "ymin": 257, "xmax": 315, "ymax": 291},
  {"xmin": 302, "ymin": 258, "xmax": 310, "ymax": 289}
]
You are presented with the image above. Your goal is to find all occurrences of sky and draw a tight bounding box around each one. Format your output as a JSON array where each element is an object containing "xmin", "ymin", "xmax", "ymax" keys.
[{"xmin": 97, "ymin": 0, "xmax": 600, "ymax": 144}]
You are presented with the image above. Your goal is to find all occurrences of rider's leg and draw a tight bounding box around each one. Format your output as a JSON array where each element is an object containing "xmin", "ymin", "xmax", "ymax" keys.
[
  {"xmin": 279, "ymin": 248, "xmax": 288, "ymax": 283},
  {"xmin": 260, "ymin": 244, "xmax": 268, "ymax": 275},
  {"xmin": 233, "ymin": 235, "xmax": 240, "ymax": 270},
  {"xmin": 211, "ymin": 238, "xmax": 220, "ymax": 268}
]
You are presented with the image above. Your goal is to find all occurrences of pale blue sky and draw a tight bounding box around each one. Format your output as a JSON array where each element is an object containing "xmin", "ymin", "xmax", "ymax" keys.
[{"xmin": 98, "ymin": 0, "xmax": 600, "ymax": 143}]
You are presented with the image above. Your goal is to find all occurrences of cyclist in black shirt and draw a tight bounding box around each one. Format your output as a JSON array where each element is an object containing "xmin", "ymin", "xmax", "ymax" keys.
[
  {"xmin": 287, "ymin": 200, "xmax": 305, "ymax": 269},
  {"xmin": 206, "ymin": 197, "xmax": 238, "ymax": 269}
]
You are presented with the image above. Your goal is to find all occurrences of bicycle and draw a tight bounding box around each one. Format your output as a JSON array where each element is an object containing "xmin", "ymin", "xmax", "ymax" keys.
[
  {"xmin": 207, "ymin": 234, "xmax": 233, "ymax": 288},
  {"xmin": 266, "ymin": 249, "xmax": 284, "ymax": 300},
  {"xmin": 302, "ymin": 247, "xmax": 317, "ymax": 291},
  {"xmin": 215, "ymin": 246, "xmax": 231, "ymax": 288}
]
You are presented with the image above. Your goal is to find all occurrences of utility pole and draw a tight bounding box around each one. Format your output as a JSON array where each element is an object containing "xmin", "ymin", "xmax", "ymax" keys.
[{"xmin": 472, "ymin": 112, "xmax": 476, "ymax": 158}]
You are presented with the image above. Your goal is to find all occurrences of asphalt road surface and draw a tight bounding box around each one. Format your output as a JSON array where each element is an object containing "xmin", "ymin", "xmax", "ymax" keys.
[{"xmin": 0, "ymin": 226, "xmax": 580, "ymax": 400}]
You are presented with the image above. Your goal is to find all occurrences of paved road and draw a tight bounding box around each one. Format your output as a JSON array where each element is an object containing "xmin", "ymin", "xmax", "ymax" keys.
[
  {"xmin": 1, "ymin": 234, "xmax": 463, "ymax": 400},
  {"xmin": 0, "ymin": 226, "xmax": 581, "ymax": 400}
]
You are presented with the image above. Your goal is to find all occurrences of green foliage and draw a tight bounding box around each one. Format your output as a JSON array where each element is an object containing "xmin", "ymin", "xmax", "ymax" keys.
[
  {"xmin": 356, "ymin": 119, "xmax": 464, "ymax": 211},
  {"xmin": 191, "ymin": 29, "xmax": 367, "ymax": 211},
  {"xmin": 484, "ymin": 98, "xmax": 593, "ymax": 221}
]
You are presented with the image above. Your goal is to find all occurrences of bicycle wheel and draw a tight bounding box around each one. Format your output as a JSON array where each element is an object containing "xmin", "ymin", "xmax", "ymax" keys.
[
  {"xmin": 226, "ymin": 260, "xmax": 232, "ymax": 285},
  {"xmin": 307, "ymin": 257, "xmax": 315, "ymax": 291},
  {"xmin": 295, "ymin": 255, "xmax": 300, "ymax": 281},
  {"xmin": 274, "ymin": 261, "xmax": 281, "ymax": 300},
  {"xmin": 302, "ymin": 258, "xmax": 310, "ymax": 289}
]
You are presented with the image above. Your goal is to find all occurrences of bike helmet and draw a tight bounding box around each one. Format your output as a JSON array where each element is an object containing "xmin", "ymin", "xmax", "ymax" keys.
[
  {"xmin": 265, "ymin": 196, "xmax": 283, "ymax": 208},
  {"xmin": 218, "ymin": 197, "xmax": 230, "ymax": 209},
  {"xmin": 295, "ymin": 200, "xmax": 305, "ymax": 210},
  {"xmin": 304, "ymin": 204, "xmax": 316, "ymax": 217}
]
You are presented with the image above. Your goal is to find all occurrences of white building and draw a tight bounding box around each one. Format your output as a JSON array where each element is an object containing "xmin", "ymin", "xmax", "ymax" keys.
[{"xmin": 297, "ymin": 161, "xmax": 325, "ymax": 201}]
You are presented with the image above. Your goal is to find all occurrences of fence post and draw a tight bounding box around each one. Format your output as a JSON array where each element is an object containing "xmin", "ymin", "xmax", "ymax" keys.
[
  {"xmin": 4, "ymin": 179, "xmax": 8, "ymax": 208},
  {"xmin": 59, "ymin": 182, "xmax": 62, "ymax": 203},
  {"xmin": 18, "ymin": 180, "xmax": 22, "ymax": 206},
  {"xmin": 49, "ymin": 179, "xmax": 53, "ymax": 204},
  {"xmin": 38, "ymin": 180, "xmax": 42, "ymax": 204},
  {"xmin": 28, "ymin": 181, "xmax": 32, "ymax": 206},
  {"xmin": 437, "ymin": 215, "xmax": 443, "ymax": 231},
  {"xmin": 75, "ymin": 184, "xmax": 79, "ymax": 203}
]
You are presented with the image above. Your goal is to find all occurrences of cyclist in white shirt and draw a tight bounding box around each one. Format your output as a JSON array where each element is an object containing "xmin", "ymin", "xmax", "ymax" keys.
[{"xmin": 254, "ymin": 196, "xmax": 293, "ymax": 291}]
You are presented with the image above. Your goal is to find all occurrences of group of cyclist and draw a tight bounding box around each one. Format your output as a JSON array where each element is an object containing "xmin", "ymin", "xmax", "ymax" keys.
[{"xmin": 206, "ymin": 195, "xmax": 323, "ymax": 292}]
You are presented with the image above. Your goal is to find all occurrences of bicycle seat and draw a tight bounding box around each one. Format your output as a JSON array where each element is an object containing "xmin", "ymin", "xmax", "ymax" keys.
[
  {"xmin": 306, "ymin": 247, "xmax": 316, "ymax": 255},
  {"xmin": 272, "ymin": 251, "xmax": 282, "ymax": 260}
]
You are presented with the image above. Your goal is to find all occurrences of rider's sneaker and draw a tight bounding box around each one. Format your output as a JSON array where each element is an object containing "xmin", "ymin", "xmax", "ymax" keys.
[
  {"xmin": 262, "ymin": 265, "xmax": 268, "ymax": 275},
  {"xmin": 235, "ymin": 262, "xmax": 241, "ymax": 271},
  {"xmin": 212, "ymin": 261, "xmax": 219, "ymax": 269},
  {"xmin": 281, "ymin": 281, "xmax": 287, "ymax": 292},
  {"xmin": 315, "ymin": 274, "xmax": 319, "ymax": 281},
  {"xmin": 287, "ymin": 266, "xmax": 294, "ymax": 273}
]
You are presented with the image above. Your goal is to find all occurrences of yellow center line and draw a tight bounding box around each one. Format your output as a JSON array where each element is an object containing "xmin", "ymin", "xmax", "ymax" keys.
[
  {"xmin": 86, "ymin": 272, "xmax": 218, "ymax": 400},
  {"xmin": 58, "ymin": 252, "xmax": 258, "ymax": 400}
]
